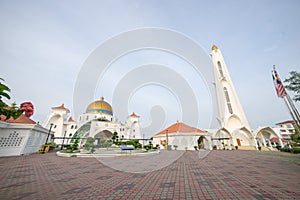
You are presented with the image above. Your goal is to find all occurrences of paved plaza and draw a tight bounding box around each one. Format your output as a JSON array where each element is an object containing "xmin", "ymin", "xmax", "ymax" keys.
[{"xmin": 0, "ymin": 150, "xmax": 300, "ymax": 200}]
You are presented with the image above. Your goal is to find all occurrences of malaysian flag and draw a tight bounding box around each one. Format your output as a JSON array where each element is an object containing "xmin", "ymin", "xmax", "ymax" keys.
[{"xmin": 272, "ymin": 66, "xmax": 287, "ymax": 98}]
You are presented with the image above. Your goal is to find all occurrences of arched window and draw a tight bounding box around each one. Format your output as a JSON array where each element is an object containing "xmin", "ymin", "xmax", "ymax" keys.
[
  {"xmin": 217, "ymin": 61, "xmax": 224, "ymax": 78},
  {"xmin": 71, "ymin": 125, "xmax": 74, "ymax": 129},
  {"xmin": 224, "ymin": 87, "xmax": 233, "ymax": 114}
]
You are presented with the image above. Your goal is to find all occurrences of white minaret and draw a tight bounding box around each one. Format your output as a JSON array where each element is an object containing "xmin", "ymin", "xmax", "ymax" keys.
[{"xmin": 211, "ymin": 45, "xmax": 255, "ymax": 148}]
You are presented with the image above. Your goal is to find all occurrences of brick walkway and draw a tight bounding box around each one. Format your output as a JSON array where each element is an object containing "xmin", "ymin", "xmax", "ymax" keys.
[{"xmin": 0, "ymin": 150, "xmax": 299, "ymax": 199}]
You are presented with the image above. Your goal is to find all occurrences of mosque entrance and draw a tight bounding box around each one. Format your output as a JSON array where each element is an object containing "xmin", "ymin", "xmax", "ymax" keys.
[
  {"xmin": 236, "ymin": 138, "xmax": 241, "ymax": 146},
  {"xmin": 94, "ymin": 130, "xmax": 113, "ymax": 144}
]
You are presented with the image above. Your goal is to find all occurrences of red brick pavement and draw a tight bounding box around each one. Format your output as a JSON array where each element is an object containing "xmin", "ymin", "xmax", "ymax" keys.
[{"xmin": 0, "ymin": 150, "xmax": 299, "ymax": 199}]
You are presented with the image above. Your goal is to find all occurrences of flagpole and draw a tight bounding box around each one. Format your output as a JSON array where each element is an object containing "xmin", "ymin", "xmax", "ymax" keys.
[
  {"xmin": 286, "ymin": 94, "xmax": 300, "ymax": 133},
  {"xmin": 286, "ymin": 94, "xmax": 300, "ymax": 123},
  {"xmin": 283, "ymin": 96, "xmax": 300, "ymax": 134},
  {"xmin": 272, "ymin": 65, "xmax": 300, "ymax": 134}
]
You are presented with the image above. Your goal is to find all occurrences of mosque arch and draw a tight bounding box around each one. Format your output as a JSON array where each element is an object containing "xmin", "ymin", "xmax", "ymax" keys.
[
  {"xmin": 94, "ymin": 130, "xmax": 113, "ymax": 140},
  {"xmin": 226, "ymin": 114, "xmax": 242, "ymax": 130},
  {"xmin": 198, "ymin": 135, "xmax": 212, "ymax": 150},
  {"xmin": 254, "ymin": 127, "xmax": 283, "ymax": 148},
  {"xmin": 214, "ymin": 128, "xmax": 233, "ymax": 149},
  {"xmin": 232, "ymin": 127, "xmax": 254, "ymax": 147},
  {"xmin": 44, "ymin": 113, "xmax": 62, "ymax": 129}
]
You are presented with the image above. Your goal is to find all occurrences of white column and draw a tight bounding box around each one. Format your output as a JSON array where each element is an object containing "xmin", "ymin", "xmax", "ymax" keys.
[{"xmin": 279, "ymin": 138, "xmax": 284, "ymax": 147}]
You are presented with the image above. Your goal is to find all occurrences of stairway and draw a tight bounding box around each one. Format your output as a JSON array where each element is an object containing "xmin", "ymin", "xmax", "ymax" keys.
[{"xmin": 237, "ymin": 146, "xmax": 257, "ymax": 151}]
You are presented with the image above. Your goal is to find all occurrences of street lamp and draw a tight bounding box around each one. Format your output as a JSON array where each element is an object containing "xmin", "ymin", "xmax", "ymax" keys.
[
  {"xmin": 61, "ymin": 130, "xmax": 67, "ymax": 150},
  {"xmin": 67, "ymin": 133, "xmax": 72, "ymax": 144},
  {"xmin": 45, "ymin": 123, "xmax": 53, "ymax": 145},
  {"xmin": 166, "ymin": 129, "xmax": 169, "ymax": 150}
]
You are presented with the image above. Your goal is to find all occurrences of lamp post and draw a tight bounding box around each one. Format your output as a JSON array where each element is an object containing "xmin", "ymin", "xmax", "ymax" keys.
[
  {"xmin": 67, "ymin": 133, "xmax": 72, "ymax": 144},
  {"xmin": 166, "ymin": 129, "xmax": 169, "ymax": 150},
  {"xmin": 61, "ymin": 130, "xmax": 67, "ymax": 150},
  {"xmin": 45, "ymin": 123, "xmax": 53, "ymax": 145}
]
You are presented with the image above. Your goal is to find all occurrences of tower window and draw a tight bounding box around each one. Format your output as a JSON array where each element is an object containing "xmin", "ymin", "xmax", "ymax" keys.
[
  {"xmin": 224, "ymin": 87, "xmax": 233, "ymax": 114},
  {"xmin": 217, "ymin": 61, "xmax": 224, "ymax": 78}
]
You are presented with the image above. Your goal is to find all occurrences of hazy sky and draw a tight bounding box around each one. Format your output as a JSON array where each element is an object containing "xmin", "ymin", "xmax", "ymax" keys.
[{"xmin": 1, "ymin": 0, "xmax": 299, "ymax": 135}]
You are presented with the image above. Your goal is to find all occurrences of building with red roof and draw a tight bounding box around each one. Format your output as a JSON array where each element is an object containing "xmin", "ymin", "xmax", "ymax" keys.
[
  {"xmin": 152, "ymin": 121, "xmax": 210, "ymax": 150},
  {"xmin": 0, "ymin": 114, "xmax": 50, "ymax": 156}
]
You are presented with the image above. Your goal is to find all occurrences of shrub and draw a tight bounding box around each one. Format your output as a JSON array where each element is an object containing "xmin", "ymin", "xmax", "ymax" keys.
[
  {"xmin": 84, "ymin": 137, "xmax": 95, "ymax": 152},
  {"xmin": 293, "ymin": 148, "xmax": 300, "ymax": 153}
]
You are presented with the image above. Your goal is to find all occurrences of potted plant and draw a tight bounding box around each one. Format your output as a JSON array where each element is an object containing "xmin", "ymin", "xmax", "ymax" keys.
[
  {"xmin": 173, "ymin": 145, "xmax": 178, "ymax": 150},
  {"xmin": 194, "ymin": 146, "xmax": 198, "ymax": 150}
]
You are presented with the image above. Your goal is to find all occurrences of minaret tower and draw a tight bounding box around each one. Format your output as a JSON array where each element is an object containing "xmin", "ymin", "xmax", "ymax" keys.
[{"xmin": 211, "ymin": 45, "xmax": 255, "ymax": 148}]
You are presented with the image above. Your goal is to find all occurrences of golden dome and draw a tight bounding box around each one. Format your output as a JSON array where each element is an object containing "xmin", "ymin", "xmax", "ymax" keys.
[
  {"xmin": 86, "ymin": 97, "xmax": 113, "ymax": 115},
  {"xmin": 212, "ymin": 45, "xmax": 218, "ymax": 51}
]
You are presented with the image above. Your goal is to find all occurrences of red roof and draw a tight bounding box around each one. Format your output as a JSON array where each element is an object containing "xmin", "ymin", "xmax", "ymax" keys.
[
  {"xmin": 68, "ymin": 117, "xmax": 75, "ymax": 122},
  {"xmin": 0, "ymin": 114, "xmax": 36, "ymax": 124},
  {"xmin": 270, "ymin": 138, "xmax": 289, "ymax": 143},
  {"xmin": 276, "ymin": 120, "xmax": 295, "ymax": 125},
  {"xmin": 52, "ymin": 104, "xmax": 70, "ymax": 112},
  {"xmin": 155, "ymin": 121, "xmax": 206, "ymax": 136},
  {"xmin": 130, "ymin": 112, "xmax": 140, "ymax": 118}
]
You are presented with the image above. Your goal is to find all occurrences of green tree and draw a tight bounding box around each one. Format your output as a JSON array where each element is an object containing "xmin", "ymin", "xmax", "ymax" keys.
[
  {"xmin": 84, "ymin": 137, "xmax": 95, "ymax": 152},
  {"xmin": 112, "ymin": 132, "xmax": 119, "ymax": 145},
  {"xmin": 99, "ymin": 139, "xmax": 113, "ymax": 150},
  {"xmin": 71, "ymin": 139, "xmax": 79, "ymax": 150},
  {"xmin": 0, "ymin": 78, "xmax": 23, "ymax": 120},
  {"xmin": 284, "ymin": 71, "xmax": 300, "ymax": 102}
]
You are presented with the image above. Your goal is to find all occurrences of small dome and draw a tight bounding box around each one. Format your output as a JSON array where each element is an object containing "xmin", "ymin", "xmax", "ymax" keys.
[
  {"xmin": 86, "ymin": 97, "xmax": 113, "ymax": 115},
  {"xmin": 212, "ymin": 45, "xmax": 218, "ymax": 51}
]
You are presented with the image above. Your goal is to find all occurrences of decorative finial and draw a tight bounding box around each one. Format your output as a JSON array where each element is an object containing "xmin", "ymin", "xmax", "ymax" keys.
[
  {"xmin": 100, "ymin": 96, "xmax": 104, "ymax": 101},
  {"xmin": 212, "ymin": 45, "xmax": 218, "ymax": 51}
]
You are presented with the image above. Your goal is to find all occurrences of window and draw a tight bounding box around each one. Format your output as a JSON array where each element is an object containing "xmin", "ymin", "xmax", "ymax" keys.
[
  {"xmin": 224, "ymin": 87, "xmax": 233, "ymax": 114},
  {"xmin": 86, "ymin": 116, "xmax": 89, "ymax": 120},
  {"xmin": 71, "ymin": 125, "xmax": 74, "ymax": 129},
  {"xmin": 280, "ymin": 129, "xmax": 286, "ymax": 132},
  {"xmin": 217, "ymin": 61, "xmax": 224, "ymax": 78},
  {"xmin": 0, "ymin": 132, "xmax": 23, "ymax": 147}
]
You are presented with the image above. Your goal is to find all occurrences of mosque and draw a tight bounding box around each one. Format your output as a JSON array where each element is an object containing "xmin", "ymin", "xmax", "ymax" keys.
[
  {"xmin": 43, "ymin": 97, "xmax": 142, "ymax": 146},
  {"xmin": 43, "ymin": 45, "xmax": 286, "ymax": 151}
]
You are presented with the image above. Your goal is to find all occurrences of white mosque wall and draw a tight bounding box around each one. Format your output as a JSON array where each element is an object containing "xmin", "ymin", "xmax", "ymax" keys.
[
  {"xmin": 0, "ymin": 122, "xmax": 49, "ymax": 157},
  {"xmin": 152, "ymin": 132, "xmax": 210, "ymax": 151}
]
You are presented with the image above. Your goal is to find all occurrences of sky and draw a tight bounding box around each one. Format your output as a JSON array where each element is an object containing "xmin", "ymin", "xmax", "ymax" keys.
[{"xmin": 1, "ymin": 0, "xmax": 300, "ymax": 137}]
